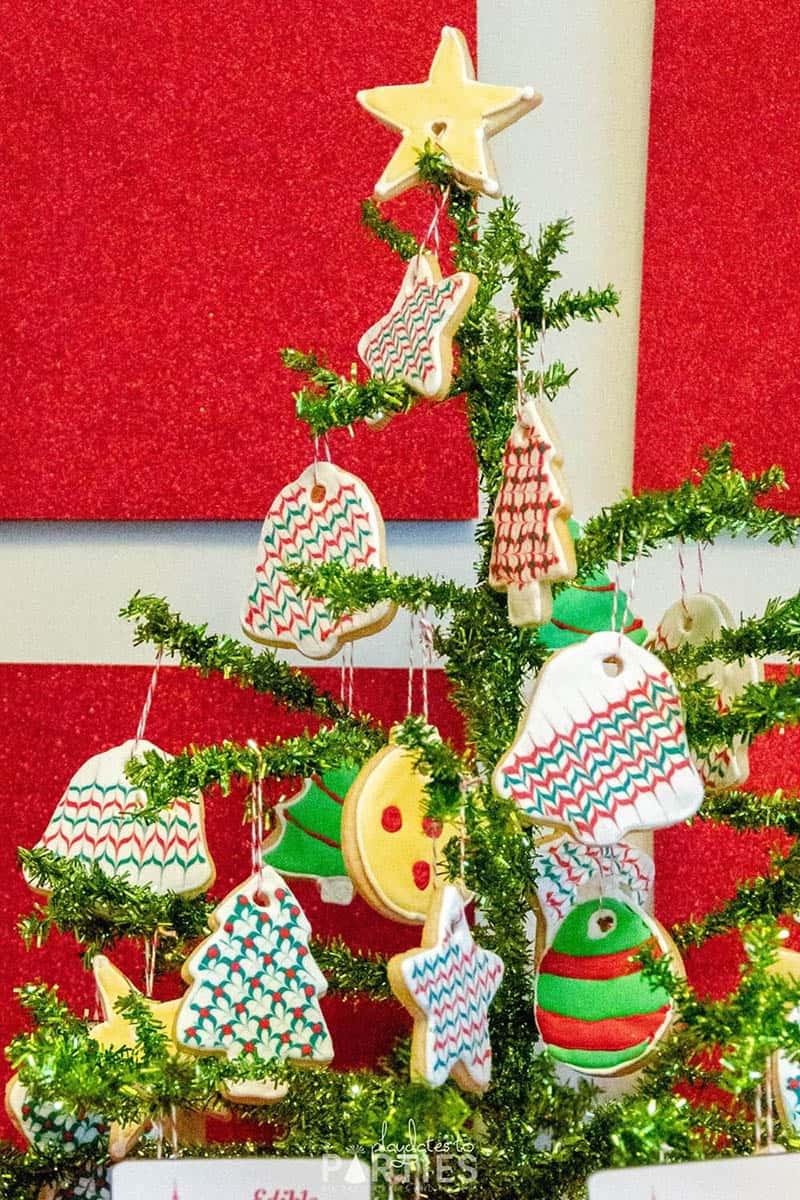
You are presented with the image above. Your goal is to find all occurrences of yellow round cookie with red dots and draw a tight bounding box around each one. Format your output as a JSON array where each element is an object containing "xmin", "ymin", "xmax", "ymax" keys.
[{"xmin": 341, "ymin": 731, "xmax": 459, "ymax": 924}]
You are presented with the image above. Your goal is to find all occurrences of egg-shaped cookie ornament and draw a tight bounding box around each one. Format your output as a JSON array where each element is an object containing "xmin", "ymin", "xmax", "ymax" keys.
[
  {"xmin": 341, "ymin": 730, "xmax": 460, "ymax": 924},
  {"xmin": 535, "ymin": 897, "xmax": 681, "ymax": 1077}
]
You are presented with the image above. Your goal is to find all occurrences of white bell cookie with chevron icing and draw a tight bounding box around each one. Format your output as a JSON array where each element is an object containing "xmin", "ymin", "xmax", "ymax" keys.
[
  {"xmin": 388, "ymin": 883, "xmax": 504, "ymax": 1092},
  {"xmin": 358, "ymin": 251, "xmax": 477, "ymax": 415},
  {"xmin": 26, "ymin": 740, "xmax": 214, "ymax": 897},
  {"xmin": 494, "ymin": 631, "xmax": 704, "ymax": 845},
  {"xmin": 649, "ymin": 592, "xmax": 761, "ymax": 790},
  {"xmin": 241, "ymin": 460, "xmax": 396, "ymax": 659},
  {"xmin": 176, "ymin": 869, "xmax": 332, "ymax": 1103},
  {"xmin": 532, "ymin": 832, "xmax": 654, "ymax": 943}
]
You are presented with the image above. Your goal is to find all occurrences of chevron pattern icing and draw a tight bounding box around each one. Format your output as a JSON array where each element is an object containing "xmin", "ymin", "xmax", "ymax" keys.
[
  {"xmin": 494, "ymin": 632, "xmax": 704, "ymax": 845},
  {"xmin": 389, "ymin": 885, "xmax": 504, "ymax": 1091},
  {"xmin": 650, "ymin": 592, "xmax": 761, "ymax": 790},
  {"xmin": 358, "ymin": 252, "xmax": 477, "ymax": 401},
  {"xmin": 5, "ymin": 1075, "xmax": 110, "ymax": 1200},
  {"xmin": 27, "ymin": 740, "xmax": 213, "ymax": 896},
  {"xmin": 241, "ymin": 461, "xmax": 395, "ymax": 659},
  {"xmin": 533, "ymin": 834, "xmax": 654, "ymax": 934},
  {"xmin": 177, "ymin": 869, "xmax": 333, "ymax": 1071}
]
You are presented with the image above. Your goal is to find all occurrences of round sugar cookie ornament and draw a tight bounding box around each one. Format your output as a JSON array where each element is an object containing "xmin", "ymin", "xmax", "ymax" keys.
[{"xmin": 341, "ymin": 731, "xmax": 460, "ymax": 924}]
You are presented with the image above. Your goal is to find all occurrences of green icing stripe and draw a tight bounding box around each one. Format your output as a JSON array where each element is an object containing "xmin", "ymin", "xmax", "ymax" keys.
[
  {"xmin": 547, "ymin": 1040, "xmax": 650, "ymax": 1070},
  {"xmin": 537, "ymin": 971, "xmax": 669, "ymax": 1021}
]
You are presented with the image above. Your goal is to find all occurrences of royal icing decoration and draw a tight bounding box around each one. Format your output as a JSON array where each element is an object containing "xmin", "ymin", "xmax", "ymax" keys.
[
  {"xmin": 535, "ymin": 898, "xmax": 677, "ymax": 1077},
  {"xmin": 490, "ymin": 396, "xmax": 576, "ymax": 626},
  {"xmin": 241, "ymin": 461, "xmax": 396, "ymax": 660},
  {"xmin": 357, "ymin": 26, "xmax": 541, "ymax": 200},
  {"xmin": 5, "ymin": 1074, "xmax": 110, "ymax": 1200},
  {"xmin": 90, "ymin": 955, "xmax": 185, "ymax": 1159},
  {"xmin": 263, "ymin": 764, "xmax": 359, "ymax": 905},
  {"xmin": 650, "ymin": 593, "xmax": 761, "ymax": 790},
  {"xmin": 533, "ymin": 834, "xmax": 654, "ymax": 938},
  {"xmin": 388, "ymin": 885, "xmax": 504, "ymax": 1091},
  {"xmin": 494, "ymin": 632, "xmax": 704, "ymax": 845},
  {"xmin": 341, "ymin": 731, "xmax": 459, "ymax": 924},
  {"xmin": 26, "ymin": 740, "xmax": 214, "ymax": 897},
  {"xmin": 358, "ymin": 252, "xmax": 477, "ymax": 409},
  {"xmin": 176, "ymin": 870, "xmax": 333, "ymax": 1100}
]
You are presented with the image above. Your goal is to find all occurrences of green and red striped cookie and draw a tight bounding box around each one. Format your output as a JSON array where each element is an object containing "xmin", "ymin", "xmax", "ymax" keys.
[{"xmin": 535, "ymin": 897, "xmax": 680, "ymax": 1076}]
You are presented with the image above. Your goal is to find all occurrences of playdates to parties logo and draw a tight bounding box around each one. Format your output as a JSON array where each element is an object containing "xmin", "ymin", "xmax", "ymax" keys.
[{"xmin": 321, "ymin": 1120, "xmax": 478, "ymax": 1186}]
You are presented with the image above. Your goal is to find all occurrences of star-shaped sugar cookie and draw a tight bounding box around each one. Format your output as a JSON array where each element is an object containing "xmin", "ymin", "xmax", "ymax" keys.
[
  {"xmin": 90, "ymin": 955, "xmax": 184, "ymax": 1159},
  {"xmin": 358, "ymin": 251, "xmax": 477, "ymax": 402},
  {"xmin": 357, "ymin": 26, "xmax": 542, "ymax": 200},
  {"xmin": 388, "ymin": 884, "xmax": 504, "ymax": 1092}
]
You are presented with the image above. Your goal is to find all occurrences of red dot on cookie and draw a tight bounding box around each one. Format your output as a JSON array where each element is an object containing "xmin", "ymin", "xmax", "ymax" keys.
[
  {"xmin": 422, "ymin": 816, "xmax": 443, "ymax": 838},
  {"xmin": 412, "ymin": 860, "xmax": 431, "ymax": 891},
  {"xmin": 381, "ymin": 805, "xmax": 403, "ymax": 832}
]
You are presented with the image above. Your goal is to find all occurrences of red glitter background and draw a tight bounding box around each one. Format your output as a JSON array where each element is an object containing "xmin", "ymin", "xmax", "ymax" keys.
[
  {"xmin": 634, "ymin": 1, "xmax": 800, "ymax": 510},
  {"xmin": 1, "ymin": 2, "xmax": 478, "ymax": 520}
]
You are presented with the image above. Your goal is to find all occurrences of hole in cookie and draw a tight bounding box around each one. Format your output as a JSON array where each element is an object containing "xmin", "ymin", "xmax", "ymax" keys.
[
  {"xmin": 681, "ymin": 613, "xmax": 694, "ymax": 632},
  {"xmin": 252, "ymin": 889, "xmax": 270, "ymax": 908},
  {"xmin": 431, "ymin": 120, "xmax": 447, "ymax": 137},
  {"xmin": 602, "ymin": 654, "xmax": 623, "ymax": 677},
  {"xmin": 309, "ymin": 483, "xmax": 326, "ymax": 504},
  {"xmin": 587, "ymin": 908, "xmax": 617, "ymax": 939}
]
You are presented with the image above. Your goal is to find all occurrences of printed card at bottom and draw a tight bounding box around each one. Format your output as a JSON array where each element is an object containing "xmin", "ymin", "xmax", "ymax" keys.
[
  {"xmin": 589, "ymin": 1154, "xmax": 800, "ymax": 1199},
  {"xmin": 111, "ymin": 1157, "xmax": 371, "ymax": 1200}
]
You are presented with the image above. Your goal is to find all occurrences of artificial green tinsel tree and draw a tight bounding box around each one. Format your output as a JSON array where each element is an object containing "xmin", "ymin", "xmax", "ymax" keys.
[{"xmin": 9, "ymin": 145, "xmax": 800, "ymax": 1200}]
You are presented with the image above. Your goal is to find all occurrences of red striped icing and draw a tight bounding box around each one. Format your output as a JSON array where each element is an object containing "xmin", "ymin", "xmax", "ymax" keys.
[
  {"xmin": 539, "ymin": 937, "xmax": 661, "ymax": 981},
  {"xmin": 536, "ymin": 1006, "xmax": 671, "ymax": 1051}
]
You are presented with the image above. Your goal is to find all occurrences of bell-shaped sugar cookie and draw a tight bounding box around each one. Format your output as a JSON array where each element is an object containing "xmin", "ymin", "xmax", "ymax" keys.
[
  {"xmin": 26, "ymin": 740, "xmax": 214, "ymax": 897},
  {"xmin": 494, "ymin": 631, "xmax": 704, "ymax": 845},
  {"xmin": 241, "ymin": 461, "xmax": 396, "ymax": 659}
]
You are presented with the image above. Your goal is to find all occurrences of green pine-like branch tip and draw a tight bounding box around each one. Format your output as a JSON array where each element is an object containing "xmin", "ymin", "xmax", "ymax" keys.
[{"xmin": 284, "ymin": 561, "xmax": 473, "ymax": 619}]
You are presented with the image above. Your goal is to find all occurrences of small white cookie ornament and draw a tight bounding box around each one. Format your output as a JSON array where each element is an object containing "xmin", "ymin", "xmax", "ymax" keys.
[
  {"xmin": 26, "ymin": 740, "xmax": 214, "ymax": 897},
  {"xmin": 388, "ymin": 884, "xmax": 504, "ymax": 1092},
  {"xmin": 650, "ymin": 592, "xmax": 761, "ymax": 789},
  {"xmin": 489, "ymin": 395, "xmax": 576, "ymax": 626},
  {"xmin": 358, "ymin": 251, "xmax": 477, "ymax": 409},
  {"xmin": 494, "ymin": 631, "xmax": 704, "ymax": 845},
  {"xmin": 357, "ymin": 26, "xmax": 542, "ymax": 200},
  {"xmin": 241, "ymin": 461, "xmax": 396, "ymax": 659},
  {"xmin": 533, "ymin": 833, "xmax": 655, "ymax": 937}
]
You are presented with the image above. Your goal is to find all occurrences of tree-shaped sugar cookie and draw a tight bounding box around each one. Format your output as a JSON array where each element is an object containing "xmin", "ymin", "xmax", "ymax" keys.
[
  {"xmin": 490, "ymin": 396, "xmax": 576, "ymax": 626},
  {"xmin": 176, "ymin": 870, "xmax": 333, "ymax": 1102},
  {"xmin": 5, "ymin": 1074, "xmax": 110, "ymax": 1200},
  {"xmin": 241, "ymin": 461, "xmax": 396, "ymax": 659},
  {"xmin": 26, "ymin": 740, "xmax": 214, "ymax": 897},
  {"xmin": 388, "ymin": 884, "xmax": 504, "ymax": 1092},
  {"xmin": 262, "ymin": 763, "xmax": 359, "ymax": 905}
]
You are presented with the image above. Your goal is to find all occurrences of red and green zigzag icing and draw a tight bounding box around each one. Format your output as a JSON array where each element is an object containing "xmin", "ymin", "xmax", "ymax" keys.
[
  {"xmin": 360, "ymin": 272, "xmax": 467, "ymax": 395},
  {"xmin": 535, "ymin": 898, "xmax": 672, "ymax": 1073},
  {"xmin": 242, "ymin": 464, "xmax": 389, "ymax": 657},
  {"xmin": 28, "ymin": 740, "xmax": 213, "ymax": 896}
]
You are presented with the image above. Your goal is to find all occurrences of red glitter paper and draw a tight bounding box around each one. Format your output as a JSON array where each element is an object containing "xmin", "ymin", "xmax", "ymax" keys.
[
  {"xmin": 655, "ymin": 666, "xmax": 800, "ymax": 999},
  {"xmin": 1, "ymin": 2, "xmax": 477, "ymax": 520},
  {"xmin": 634, "ymin": 2, "xmax": 800, "ymax": 511},
  {"xmin": 0, "ymin": 663, "xmax": 463, "ymax": 1142}
]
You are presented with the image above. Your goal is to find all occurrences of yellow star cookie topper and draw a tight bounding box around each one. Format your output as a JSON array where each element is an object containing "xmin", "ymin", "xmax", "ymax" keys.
[
  {"xmin": 90, "ymin": 954, "xmax": 184, "ymax": 1159},
  {"xmin": 357, "ymin": 26, "xmax": 542, "ymax": 201}
]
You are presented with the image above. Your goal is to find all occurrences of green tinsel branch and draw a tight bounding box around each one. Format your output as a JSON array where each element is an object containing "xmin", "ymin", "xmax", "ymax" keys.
[
  {"xmin": 671, "ymin": 847, "xmax": 800, "ymax": 948},
  {"xmin": 698, "ymin": 788, "xmax": 800, "ymax": 835},
  {"xmin": 685, "ymin": 671, "xmax": 800, "ymax": 748},
  {"xmin": 126, "ymin": 724, "xmax": 386, "ymax": 819},
  {"xmin": 360, "ymin": 197, "xmax": 421, "ymax": 261},
  {"xmin": 577, "ymin": 445, "xmax": 799, "ymax": 579},
  {"xmin": 17, "ymin": 849, "xmax": 213, "ymax": 966},
  {"xmin": 310, "ymin": 938, "xmax": 391, "ymax": 999},
  {"xmin": 284, "ymin": 562, "xmax": 473, "ymax": 619},
  {"xmin": 281, "ymin": 348, "xmax": 416, "ymax": 434},
  {"xmin": 661, "ymin": 593, "xmax": 800, "ymax": 671},
  {"xmin": 120, "ymin": 593, "xmax": 355, "ymax": 723}
]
